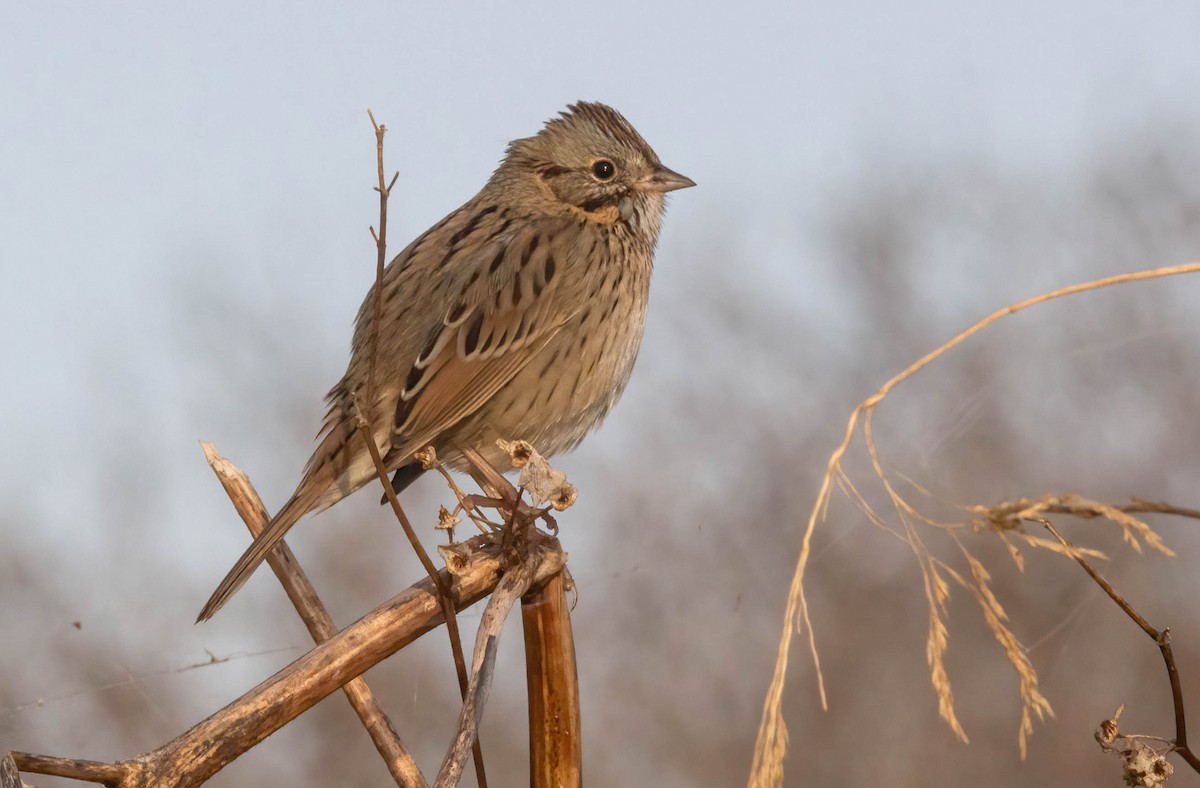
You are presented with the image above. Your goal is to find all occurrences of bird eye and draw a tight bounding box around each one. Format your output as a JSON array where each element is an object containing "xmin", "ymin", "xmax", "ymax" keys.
[{"xmin": 591, "ymin": 160, "xmax": 615, "ymax": 180}]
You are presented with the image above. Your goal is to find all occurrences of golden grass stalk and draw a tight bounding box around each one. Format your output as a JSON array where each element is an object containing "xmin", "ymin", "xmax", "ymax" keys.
[{"xmin": 749, "ymin": 262, "xmax": 1200, "ymax": 787}]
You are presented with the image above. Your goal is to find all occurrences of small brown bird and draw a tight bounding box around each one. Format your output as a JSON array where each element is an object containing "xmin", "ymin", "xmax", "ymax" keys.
[{"xmin": 198, "ymin": 102, "xmax": 693, "ymax": 621}]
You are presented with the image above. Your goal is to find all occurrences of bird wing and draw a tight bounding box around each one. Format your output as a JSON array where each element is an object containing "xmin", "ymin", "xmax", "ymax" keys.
[{"xmin": 386, "ymin": 218, "xmax": 575, "ymax": 461}]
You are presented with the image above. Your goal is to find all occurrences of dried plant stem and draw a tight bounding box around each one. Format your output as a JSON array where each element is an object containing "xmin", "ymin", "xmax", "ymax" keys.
[
  {"xmin": 357, "ymin": 416, "xmax": 488, "ymax": 787},
  {"xmin": 522, "ymin": 572, "xmax": 582, "ymax": 788},
  {"xmin": 434, "ymin": 541, "xmax": 548, "ymax": 786},
  {"xmin": 10, "ymin": 538, "xmax": 566, "ymax": 787},
  {"xmin": 1040, "ymin": 519, "xmax": 1200, "ymax": 774},
  {"xmin": 6, "ymin": 110, "xmax": 582, "ymax": 788},
  {"xmin": 365, "ymin": 108, "xmax": 399, "ymax": 411},
  {"xmin": 460, "ymin": 445, "xmax": 516, "ymax": 502},
  {"xmin": 7, "ymin": 754, "xmax": 131, "ymax": 786},
  {"xmin": 751, "ymin": 261, "xmax": 1200, "ymax": 787},
  {"xmin": 433, "ymin": 461, "xmax": 498, "ymax": 532},
  {"xmin": 201, "ymin": 441, "xmax": 425, "ymax": 787},
  {"xmin": 361, "ymin": 110, "xmax": 486, "ymax": 787},
  {"xmin": 0, "ymin": 753, "xmax": 21, "ymax": 788},
  {"xmin": 1067, "ymin": 499, "xmax": 1200, "ymax": 523}
]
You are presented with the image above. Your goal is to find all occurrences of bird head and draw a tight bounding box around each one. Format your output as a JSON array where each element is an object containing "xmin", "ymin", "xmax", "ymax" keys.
[{"xmin": 501, "ymin": 102, "xmax": 694, "ymax": 235}]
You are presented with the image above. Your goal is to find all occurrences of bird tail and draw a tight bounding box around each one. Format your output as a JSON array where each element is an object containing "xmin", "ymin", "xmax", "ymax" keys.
[{"xmin": 195, "ymin": 482, "xmax": 325, "ymax": 622}]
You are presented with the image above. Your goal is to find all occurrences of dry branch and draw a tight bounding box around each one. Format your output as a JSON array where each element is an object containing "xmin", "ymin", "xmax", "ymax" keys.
[
  {"xmin": 435, "ymin": 541, "xmax": 545, "ymax": 786},
  {"xmin": 1, "ymin": 754, "xmax": 26, "ymax": 788},
  {"xmin": 523, "ymin": 572, "xmax": 582, "ymax": 788},
  {"xmin": 1039, "ymin": 519, "xmax": 1200, "ymax": 776},
  {"xmin": 1096, "ymin": 705, "xmax": 1178, "ymax": 786},
  {"xmin": 359, "ymin": 419, "xmax": 488, "ymax": 785},
  {"xmin": 365, "ymin": 107, "xmax": 399, "ymax": 412},
  {"xmin": 361, "ymin": 109, "xmax": 486, "ymax": 787},
  {"xmin": 201, "ymin": 441, "xmax": 425, "ymax": 787},
  {"xmin": 10, "ymin": 536, "xmax": 566, "ymax": 787}
]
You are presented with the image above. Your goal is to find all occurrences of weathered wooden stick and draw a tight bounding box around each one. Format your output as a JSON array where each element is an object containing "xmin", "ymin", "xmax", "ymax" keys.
[
  {"xmin": 201, "ymin": 441, "xmax": 426, "ymax": 787},
  {"xmin": 11, "ymin": 537, "xmax": 565, "ymax": 788},
  {"xmin": 1, "ymin": 753, "xmax": 29, "ymax": 788},
  {"xmin": 434, "ymin": 543, "xmax": 543, "ymax": 786},
  {"xmin": 522, "ymin": 572, "xmax": 582, "ymax": 788},
  {"xmin": 7, "ymin": 753, "xmax": 134, "ymax": 786}
]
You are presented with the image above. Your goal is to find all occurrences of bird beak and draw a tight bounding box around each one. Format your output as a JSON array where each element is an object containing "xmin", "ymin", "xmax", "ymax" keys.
[{"xmin": 640, "ymin": 165, "xmax": 696, "ymax": 193}]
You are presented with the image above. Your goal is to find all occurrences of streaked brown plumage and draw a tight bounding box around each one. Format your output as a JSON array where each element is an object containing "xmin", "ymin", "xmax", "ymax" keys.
[{"xmin": 198, "ymin": 102, "xmax": 693, "ymax": 621}]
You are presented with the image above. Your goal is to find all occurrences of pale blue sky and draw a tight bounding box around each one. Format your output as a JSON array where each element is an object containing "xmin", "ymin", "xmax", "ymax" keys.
[
  {"xmin": 3, "ymin": 0, "xmax": 1199, "ymax": 592},
  {"xmin": 3, "ymin": 2, "xmax": 1198, "ymax": 495}
]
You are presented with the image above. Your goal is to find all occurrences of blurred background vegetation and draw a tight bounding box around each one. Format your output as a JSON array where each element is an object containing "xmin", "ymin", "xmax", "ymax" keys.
[{"xmin": 3, "ymin": 3, "xmax": 1200, "ymax": 785}]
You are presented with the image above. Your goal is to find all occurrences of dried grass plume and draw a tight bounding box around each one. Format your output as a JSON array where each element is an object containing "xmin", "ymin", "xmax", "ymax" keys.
[{"xmin": 750, "ymin": 262, "xmax": 1200, "ymax": 787}]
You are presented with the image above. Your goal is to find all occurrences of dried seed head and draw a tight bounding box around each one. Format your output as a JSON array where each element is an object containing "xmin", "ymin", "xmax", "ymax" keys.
[
  {"xmin": 497, "ymin": 438, "xmax": 534, "ymax": 468},
  {"xmin": 552, "ymin": 482, "xmax": 578, "ymax": 511},
  {"xmin": 437, "ymin": 505, "xmax": 461, "ymax": 531},
  {"xmin": 415, "ymin": 445, "xmax": 439, "ymax": 470},
  {"xmin": 1096, "ymin": 705, "xmax": 1124, "ymax": 747},
  {"xmin": 437, "ymin": 543, "xmax": 471, "ymax": 576},
  {"xmin": 1121, "ymin": 741, "xmax": 1173, "ymax": 787}
]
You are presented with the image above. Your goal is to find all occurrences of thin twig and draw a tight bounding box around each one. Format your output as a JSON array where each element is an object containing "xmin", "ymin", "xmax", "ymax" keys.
[
  {"xmin": 460, "ymin": 446, "xmax": 517, "ymax": 501},
  {"xmin": 1039, "ymin": 517, "xmax": 1200, "ymax": 774},
  {"xmin": 1116, "ymin": 499, "xmax": 1200, "ymax": 522},
  {"xmin": 435, "ymin": 542, "xmax": 541, "ymax": 787},
  {"xmin": 356, "ymin": 414, "xmax": 488, "ymax": 787},
  {"xmin": 361, "ymin": 110, "xmax": 486, "ymax": 787},
  {"xmin": 365, "ymin": 108, "xmax": 398, "ymax": 412},
  {"xmin": 434, "ymin": 462, "xmax": 499, "ymax": 532}
]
